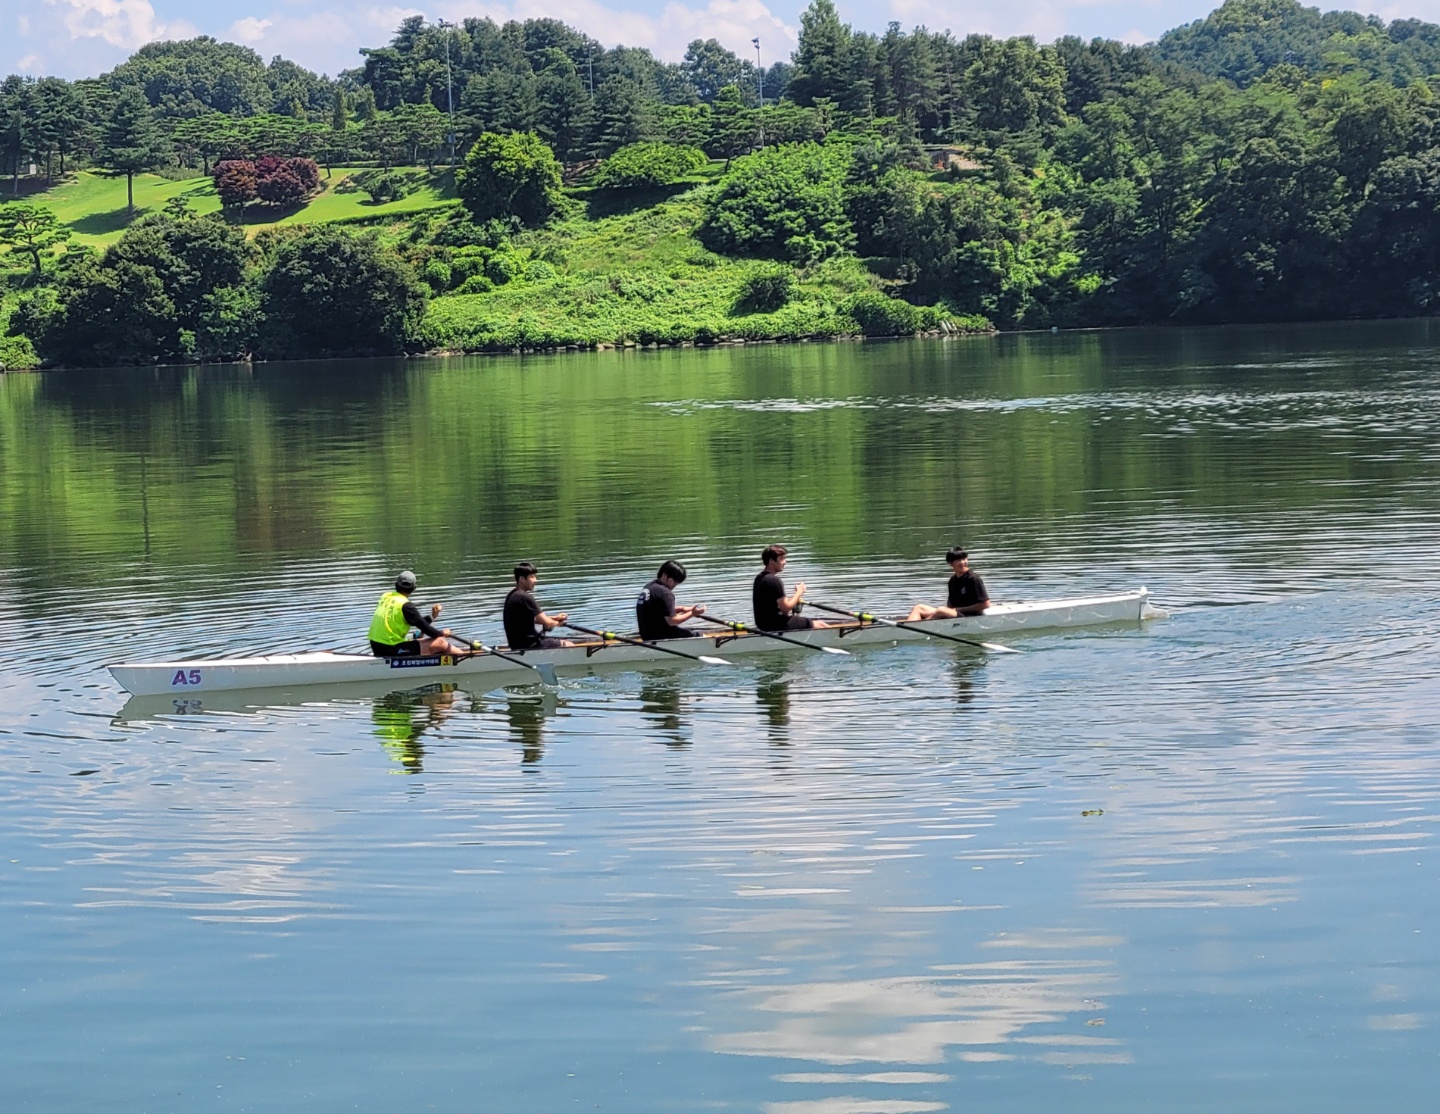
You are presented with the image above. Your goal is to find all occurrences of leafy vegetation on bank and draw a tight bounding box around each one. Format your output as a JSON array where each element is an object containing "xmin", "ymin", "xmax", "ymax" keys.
[{"xmin": 13, "ymin": 0, "xmax": 1440, "ymax": 368}]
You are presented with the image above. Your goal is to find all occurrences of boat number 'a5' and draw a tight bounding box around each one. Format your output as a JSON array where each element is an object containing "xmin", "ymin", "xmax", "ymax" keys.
[{"xmin": 172, "ymin": 670, "xmax": 202, "ymax": 686}]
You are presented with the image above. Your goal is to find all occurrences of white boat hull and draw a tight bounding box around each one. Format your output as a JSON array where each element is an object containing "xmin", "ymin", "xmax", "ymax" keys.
[{"xmin": 108, "ymin": 589, "xmax": 1159, "ymax": 698}]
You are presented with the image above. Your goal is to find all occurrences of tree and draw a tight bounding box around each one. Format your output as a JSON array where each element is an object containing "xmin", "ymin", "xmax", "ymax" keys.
[
  {"xmin": 29, "ymin": 212, "xmax": 253, "ymax": 365},
  {"xmin": 699, "ymin": 142, "xmax": 854, "ymax": 263},
  {"xmin": 789, "ymin": 0, "xmax": 853, "ymax": 106},
  {"xmin": 0, "ymin": 203, "xmax": 71, "ymax": 275},
  {"xmin": 456, "ymin": 131, "xmax": 563, "ymax": 226},
  {"xmin": 0, "ymin": 76, "xmax": 29, "ymax": 195},
  {"xmin": 213, "ymin": 160, "xmax": 258, "ymax": 208},
  {"xmin": 682, "ymin": 39, "xmax": 751, "ymax": 103},
  {"xmin": 591, "ymin": 76, "xmax": 650, "ymax": 156},
  {"xmin": 256, "ymin": 225, "xmax": 428, "ymax": 357},
  {"xmin": 390, "ymin": 102, "xmax": 447, "ymax": 166},
  {"xmin": 102, "ymin": 87, "xmax": 169, "ymax": 216}
]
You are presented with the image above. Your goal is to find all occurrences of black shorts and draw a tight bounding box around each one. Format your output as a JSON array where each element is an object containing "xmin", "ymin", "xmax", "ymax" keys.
[
  {"xmin": 513, "ymin": 637, "xmax": 566, "ymax": 650},
  {"xmin": 371, "ymin": 639, "xmax": 422, "ymax": 658},
  {"xmin": 760, "ymin": 616, "xmax": 815, "ymax": 632},
  {"xmin": 645, "ymin": 626, "xmax": 700, "ymax": 639}
]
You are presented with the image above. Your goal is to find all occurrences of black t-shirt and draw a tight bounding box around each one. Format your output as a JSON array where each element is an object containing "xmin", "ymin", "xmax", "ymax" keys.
[
  {"xmin": 503, "ymin": 587, "xmax": 543, "ymax": 649},
  {"xmin": 753, "ymin": 570, "xmax": 787, "ymax": 631},
  {"xmin": 948, "ymin": 570, "xmax": 988, "ymax": 610},
  {"xmin": 636, "ymin": 579, "xmax": 677, "ymax": 640}
]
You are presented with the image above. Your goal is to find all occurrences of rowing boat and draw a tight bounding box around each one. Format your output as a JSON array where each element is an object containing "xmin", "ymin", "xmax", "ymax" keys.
[{"xmin": 108, "ymin": 589, "xmax": 1161, "ymax": 697}]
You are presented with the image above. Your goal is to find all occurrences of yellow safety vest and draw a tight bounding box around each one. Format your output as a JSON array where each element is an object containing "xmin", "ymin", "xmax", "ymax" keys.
[{"xmin": 368, "ymin": 591, "xmax": 412, "ymax": 645}]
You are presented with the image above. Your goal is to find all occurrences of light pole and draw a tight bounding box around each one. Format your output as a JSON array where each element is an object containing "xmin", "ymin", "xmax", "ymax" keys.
[
  {"xmin": 752, "ymin": 37, "xmax": 763, "ymax": 109},
  {"xmin": 752, "ymin": 37, "xmax": 764, "ymax": 150},
  {"xmin": 438, "ymin": 18, "xmax": 456, "ymax": 166}
]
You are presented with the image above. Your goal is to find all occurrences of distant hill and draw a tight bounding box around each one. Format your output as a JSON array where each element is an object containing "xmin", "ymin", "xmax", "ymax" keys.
[{"xmin": 1152, "ymin": 0, "xmax": 1440, "ymax": 87}]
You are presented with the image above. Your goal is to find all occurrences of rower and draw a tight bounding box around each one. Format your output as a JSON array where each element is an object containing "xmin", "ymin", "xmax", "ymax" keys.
[
  {"xmin": 636, "ymin": 560, "xmax": 707, "ymax": 640},
  {"xmin": 368, "ymin": 571, "xmax": 465, "ymax": 658},
  {"xmin": 503, "ymin": 562, "xmax": 575, "ymax": 650},
  {"xmin": 904, "ymin": 547, "xmax": 990, "ymax": 622},
  {"xmin": 753, "ymin": 544, "xmax": 831, "ymax": 631}
]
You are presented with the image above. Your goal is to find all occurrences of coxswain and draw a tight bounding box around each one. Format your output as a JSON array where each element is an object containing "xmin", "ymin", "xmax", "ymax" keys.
[
  {"xmin": 368, "ymin": 571, "xmax": 466, "ymax": 657},
  {"xmin": 636, "ymin": 560, "xmax": 707, "ymax": 640},
  {"xmin": 904, "ymin": 547, "xmax": 990, "ymax": 621},
  {"xmin": 503, "ymin": 562, "xmax": 575, "ymax": 649},
  {"xmin": 752, "ymin": 544, "xmax": 831, "ymax": 631}
]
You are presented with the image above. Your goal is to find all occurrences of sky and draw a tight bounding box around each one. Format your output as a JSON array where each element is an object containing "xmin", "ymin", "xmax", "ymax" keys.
[{"xmin": 8, "ymin": 0, "xmax": 1440, "ymax": 80}]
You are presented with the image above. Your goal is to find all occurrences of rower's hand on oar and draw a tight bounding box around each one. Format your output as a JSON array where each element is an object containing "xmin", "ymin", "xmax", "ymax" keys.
[{"xmin": 693, "ymin": 603, "xmax": 706, "ymax": 617}]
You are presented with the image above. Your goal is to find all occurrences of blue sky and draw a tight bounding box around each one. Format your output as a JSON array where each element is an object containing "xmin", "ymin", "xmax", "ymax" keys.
[{"xmin": 7, "ymin": 0, "xmax": 1439, "ymax": 80}]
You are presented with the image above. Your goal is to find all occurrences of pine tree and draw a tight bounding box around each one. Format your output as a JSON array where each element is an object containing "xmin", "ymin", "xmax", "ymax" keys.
[{"xmin": 102, "ymin": 87, "xmax": 169, "ymax": 216}]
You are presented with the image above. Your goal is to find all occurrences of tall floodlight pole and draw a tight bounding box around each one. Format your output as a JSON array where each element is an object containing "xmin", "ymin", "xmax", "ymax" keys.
[
  {"xmin": 752, "ymin": 37, "xmax": 764, "ymax": 150},
  {"xmin": 439, "ymin": 19, "xmax": 457, "ymax": 166},
  {"xmin": 752, "ymin": 37, "xmax": 762, "ymax": 109}
]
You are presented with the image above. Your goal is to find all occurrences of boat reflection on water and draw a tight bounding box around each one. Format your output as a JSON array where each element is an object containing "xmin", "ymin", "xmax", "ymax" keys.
[
  {"xmin": 501, "ymin": 691, "xmax": 556, "ymax": 764},
  {"xmin": 754, "ymin": 665, "xmax": 792, "ymax": 743},
  {"xmin": 638, "ymin": 676, "xmax": 688, "ymax": 747},
  {"xmin": 372, "ymin": 685, "xmax": 464, "ymax": 774},
  {"xmin": 951, "ymin": 653, "xmax": 988, "ymax": 706}
]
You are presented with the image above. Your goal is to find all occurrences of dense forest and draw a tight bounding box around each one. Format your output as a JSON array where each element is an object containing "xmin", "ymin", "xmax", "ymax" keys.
[{"xmin": 8, "ymin": 0, "xmax": 1440, "ymax": 368}]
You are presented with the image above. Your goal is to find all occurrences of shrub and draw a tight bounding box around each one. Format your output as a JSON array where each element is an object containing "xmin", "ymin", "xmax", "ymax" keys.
[
  {"xmin": 453, "ymin": 275, "xmax": 495, "ymax": 295},
  {"xmin": 0, "ymin": 332, "xmax": 38, "ymax": 370},
  {"xmin": 421, "ymin": 258, "xmax": 452, "ymax": 293},
  {"xmin": 733, "ymin": 266, "xmax": 795, "ymax": 314},
  {"xmin": 456, "ymin": 131, "xmax": 563, "ymax": 228},
  {"xmin": 844, "ymin": 291, "xmax": 923, "ymax": 336},
  {"xmin": 524, "ymin": 260, "xmax": 557, "ymax": 282},
  {"xmin": 353, "ymin": 169, "xmax": 414, "ymax": 204},
  {"xmin": 699, "ymin": 143, "xmax": 854, "ymax": 264},
  {"xmin": 333, "ymin": 175, "xmax": 360, "ymax": 194},
  {"xmin": 593, "ymin": 142, "xmax": 708, "ymax": 190}
]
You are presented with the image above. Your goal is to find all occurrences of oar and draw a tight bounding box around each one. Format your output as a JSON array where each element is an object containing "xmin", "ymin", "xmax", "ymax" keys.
[
  {"xmin": 454, "ymin": 636, "xmax": 560, "ymax": 687},
  {"xmin": 699, "ymin": 615, "xmax": 850, "ymax": 655},
  {"xmin": 806, "ymin": 602, "xmax": 1021, "ymax": 654},
  {"xmin": 561, "ymin": 622, "xmax": 734, "ymax": 666}
]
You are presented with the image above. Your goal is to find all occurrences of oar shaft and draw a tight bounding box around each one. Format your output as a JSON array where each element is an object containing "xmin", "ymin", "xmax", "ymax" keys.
[
  {"xmin": 698, "ymin": 615, "xmax": 843, "ymax": 654},
  {"xmin": 561, "ymin": 622, "xmax": 717, "ymax": 661},
  {"xmin": 456, "ymin": 636, "xmax": 556, "ymax": 678},
  {"xmin": 808, "ymin": 601, "xmax": 1019, "ymax": 653}
]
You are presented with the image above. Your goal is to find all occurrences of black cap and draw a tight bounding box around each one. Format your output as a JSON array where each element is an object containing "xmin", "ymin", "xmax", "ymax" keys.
[{"xmin": 395, "ymin": 570, "xmax": 418, "ymax": 592}]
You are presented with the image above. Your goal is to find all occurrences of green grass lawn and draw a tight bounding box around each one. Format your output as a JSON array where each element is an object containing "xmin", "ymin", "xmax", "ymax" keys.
[{"xmin": 23, "ymin": 168, "xmax": 457, "ymax": 247}]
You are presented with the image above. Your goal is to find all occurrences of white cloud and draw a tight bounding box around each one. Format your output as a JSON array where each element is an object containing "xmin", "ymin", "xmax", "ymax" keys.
[
  {"xmin": 17, "ymin": 53, "xmax": 42, "ymax": 70},
  {"xmin": 18, "ymin": 14, "xmax": 33, "ymax": 34},
  {"xmin": 218, "ymin": 0, "xmax": 791, "ymax": 75},
  {"xmin": 434, "ymin": 0, "xmax": 794, "ymax": 62},
  {"xmin": 227, "ymin": 16, "xmax": 273, "ymax": 44},
  {"xmin": 43, "ymin": 0, "xmax": 193, "ymax": 49}
]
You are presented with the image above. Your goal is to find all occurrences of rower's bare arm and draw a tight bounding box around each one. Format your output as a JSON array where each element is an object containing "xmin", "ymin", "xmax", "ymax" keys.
[
  {"xmin": 781, "ymin": 581, "xmax": 807, "ymax": 613},
  {"xmin": 540, "ymin": 610, "xmax": 568, "ymax": 629}
]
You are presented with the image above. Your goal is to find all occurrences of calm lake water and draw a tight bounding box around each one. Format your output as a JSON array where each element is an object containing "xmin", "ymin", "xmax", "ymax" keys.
[{"xmin": 2, "ymin": 323, "xmax": 1439, "ymax": 1112}]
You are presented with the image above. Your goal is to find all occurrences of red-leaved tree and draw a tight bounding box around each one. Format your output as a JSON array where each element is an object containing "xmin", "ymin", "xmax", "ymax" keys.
[
  {"xmin": 257, "ymin": 165, "xmax": 307, "ymax": 206},
  {"xmin": 213, "ymin": 160, "xmax": 258, "ymax": 208}
]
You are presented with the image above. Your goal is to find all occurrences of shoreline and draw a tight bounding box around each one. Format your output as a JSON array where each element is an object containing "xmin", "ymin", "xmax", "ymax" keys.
[{"xmin": 0, "ymin": 325, "xmax": 995, "ymax": 375}]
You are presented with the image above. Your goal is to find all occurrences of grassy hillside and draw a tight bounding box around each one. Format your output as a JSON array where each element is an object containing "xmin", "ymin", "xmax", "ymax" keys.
[
  {"xmin": 20, "ymin": 168, "xmax": 457, "ymax": 247},
  {"xmin": 421, "ymin": 192, "xmax": 896, "ymax": 351}
]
